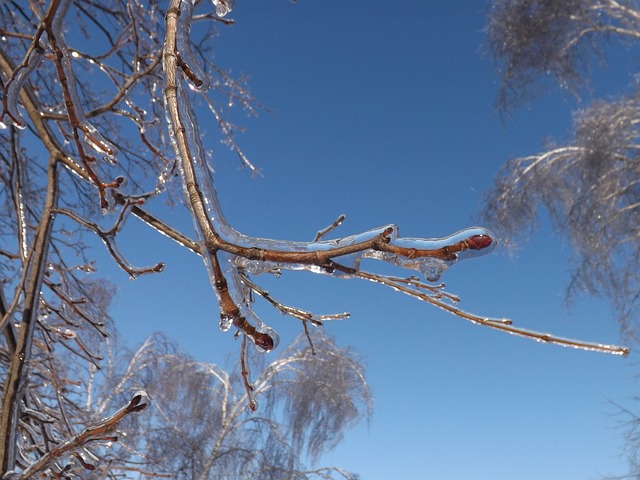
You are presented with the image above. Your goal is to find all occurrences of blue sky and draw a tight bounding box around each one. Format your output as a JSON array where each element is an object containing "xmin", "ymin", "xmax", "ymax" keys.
[{"xmin": 96, "ymin": 1, "xmax": 637, "ymax": 478}]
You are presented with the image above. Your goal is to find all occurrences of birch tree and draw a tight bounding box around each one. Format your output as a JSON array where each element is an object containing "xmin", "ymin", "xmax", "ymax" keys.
[
  {"xmin": 130, "ymin": 332, "xmax": 370, "ymax": 480},
  {"xmin": 484, "ymin": 0, "xmax": 640, "ymax": 338},
  {"xmin": 68, "ymin": 331, "xmax": 369, "ymax": 479}
]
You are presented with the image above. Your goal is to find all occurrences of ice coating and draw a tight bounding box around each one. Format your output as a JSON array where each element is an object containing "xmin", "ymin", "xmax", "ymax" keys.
[
  {"xmin": 176, "ymin": 0, "xmax": 210, "ymax": 92},
  {"xmin": 389, "ymin": 227, "xmax": 495, "ymax": 263},
  {"xmin": 77, "ymin": 448, "xmax": 100, "ymax": 470},
  {"xmin": 181, "ymin": 83, "xmax": 494, "ymax": 283},
  {"xmin": 1, "ymin": 45, "xmax": 44, "ymax": 129},
  {"xmin": 168, "ymin": 8, "xmax": 498, "ymax": 285},
  {"xmin": 51, "ymin": 0, "xmax": 118, "ymax": 157},
  {"xmin": 175, "ymin": 90, "xmax": 495, "ymax": 283},
  {"xmin": 235, "ymin": 226, "xmax": 495, "ymax": 282},
  {"xmin": 217, "ymin": 250, "xmax": 280, "ymax": 351}
]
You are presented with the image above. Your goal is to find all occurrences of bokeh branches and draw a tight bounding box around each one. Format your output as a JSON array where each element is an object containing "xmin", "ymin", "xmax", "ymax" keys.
[
  {"xmin": 489, "ymin": 0, "xmax": 640, "ymax": 109},
  {"xmin": 485, "ymin": 0, "xmax": 640, "ymax": 339}
]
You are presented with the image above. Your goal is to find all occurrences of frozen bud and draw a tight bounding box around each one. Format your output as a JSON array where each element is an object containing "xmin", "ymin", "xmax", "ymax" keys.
[
  {"xmin": 465, "ymin": 234, "xmax": 493, "ymax": 250},
  {"xmin": 253, "ymin": 327, "xmax": 279, "ymax": 352},
  {"xmin": 114, "ymin": 176, "xmax": 127, "ymax": 188},
  {"xmin": 220, "ymin": 314, "xmax": 233, "ymax": 332},
  {"xmin": 152, "ymin": 262, "xmax": 165, "ymax": 273},
  {"xmin": 75, "ymin": 449, "xmax": 99, "ymax": 470},
  {"xmin": 255, "ymin": 333, "xmax": 274, "ymax": 351},
  {"xmin": 128, "ymin": 390, "xmax": 150, "ymax": 412}
]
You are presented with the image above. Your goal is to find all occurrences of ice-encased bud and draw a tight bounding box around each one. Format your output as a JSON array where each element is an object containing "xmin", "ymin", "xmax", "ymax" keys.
[
  {"xmin": 129, "ymin": 390, "xmax": 150, "ymax": 412},
  {"xmin": 212, "ymin": 0, "xmax": 234, "ymax": 17},
  {"xmin": 114, "ymin": 175, "xmax": 127, "ymax": 189},
  {"xmin": 253, "ymin": 326, "xmax": 279, "ymax": 353},
  {"xmin": 465, "ymin": 233, "xmax": 493, "ymax": 250}
]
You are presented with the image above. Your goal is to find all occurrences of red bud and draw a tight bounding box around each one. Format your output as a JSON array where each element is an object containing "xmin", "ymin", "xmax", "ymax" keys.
[
  {"xmin": 255, "ymin": 333, "xmax": 274, "ymax": 351},
  {"xmin": 466, "ymin": 234, "xmax": 493, "ymax": 250}
]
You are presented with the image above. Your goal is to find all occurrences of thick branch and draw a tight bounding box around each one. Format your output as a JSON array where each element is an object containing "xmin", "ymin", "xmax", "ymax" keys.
[{"xmin": 0, "ymin": 158, "xmax": 58, "ymax": 473}]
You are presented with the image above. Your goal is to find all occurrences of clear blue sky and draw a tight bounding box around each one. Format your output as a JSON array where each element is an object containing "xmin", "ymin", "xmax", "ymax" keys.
[{"xmin": 96, "ymin": 1, "xmax": 637, "ymax": 478}]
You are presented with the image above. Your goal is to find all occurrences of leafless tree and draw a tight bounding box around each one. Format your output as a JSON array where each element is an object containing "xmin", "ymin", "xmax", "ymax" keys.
[
  {"xmin": 47, "ymin": 330, "xmax": 368, "ymax": 479},
  {"xmin": 484, "ymin": 0, "xmax": 640, "ymax": 338},
  {"xmin": 0, "ymin": 0, "xmax": 629, "ymax": 477},
  {"xmin": 121, "ymin": 331, "xmax": 370, "ymax": 480}
]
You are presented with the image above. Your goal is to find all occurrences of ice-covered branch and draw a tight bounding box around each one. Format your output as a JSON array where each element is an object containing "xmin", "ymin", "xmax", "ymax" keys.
[
  {"xmin": 357, "ymin": 272, "xmax": 630, "ymax": 356},
  {"xmin": 0, "ymin": 0, "xmax": 127, "ymax": 210},
  {"xmin": 0, "ymin": 158, "xmax": 59, "ymax": 472},
  {"xmin": 163, "ymin": 0, "xmax": 628, "ymax": 357},
  {"xmin": 54, "ymin": 205, "xmax": 166, "ymax": 279},
  {"xmin": 164, "ymin": 0, "xmax": 496, "ymax": 352}
]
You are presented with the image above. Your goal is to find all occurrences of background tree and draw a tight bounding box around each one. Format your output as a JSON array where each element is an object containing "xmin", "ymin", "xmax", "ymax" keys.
[
  {"xmin": 484, "ymin": 0, "xmax": 640, "ymax": 338},
  {"xmin": 75, "ymin": 331, "xmax": 370, "ymax": 479},
  {"xmin": 0, "ymin": 0, "xmax": 629, "ymax": 477}
]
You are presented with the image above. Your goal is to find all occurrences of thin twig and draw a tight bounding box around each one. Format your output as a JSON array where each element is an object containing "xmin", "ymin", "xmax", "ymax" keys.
[
  {"xmin": 240, "ymin": 335, "xmax": 257, "ymax": 412},
  {"xmin": 314, "ymin": 214, "xmax": 346, "ymax": 242},
  {"xmin": 357, "ymin": 271, "xmax": 630, "ymax": 356}
]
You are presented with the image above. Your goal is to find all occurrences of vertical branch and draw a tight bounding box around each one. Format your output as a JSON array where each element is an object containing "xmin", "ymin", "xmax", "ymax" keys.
[{"xmin": 0, "ymin": 157, "xmax": 59, "ymax": 473}]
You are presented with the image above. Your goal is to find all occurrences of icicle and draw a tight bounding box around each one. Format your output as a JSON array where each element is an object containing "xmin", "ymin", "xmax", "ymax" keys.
[
  {"xmin": 1, "ymin": 45, "xmax": 44, "ymax": 129},
  {"xmin": 176, "ymin": 0, "xmax": 210, "ymax": 92}
]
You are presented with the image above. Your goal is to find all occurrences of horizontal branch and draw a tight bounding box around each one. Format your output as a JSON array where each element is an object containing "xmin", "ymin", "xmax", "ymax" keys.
[{"xmin": 357, "ymin": 271, "xmax": 629, "ymax": 356}]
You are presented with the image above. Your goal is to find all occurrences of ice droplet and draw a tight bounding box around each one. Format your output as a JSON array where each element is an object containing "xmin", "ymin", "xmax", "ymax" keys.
[
  {"xmin": 418, "ymin": 258, "xmax": 449, "ymax": 282},
  {"xmin": 212, "ymin": 0, "xmax": 234, "ymax": 17}
]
